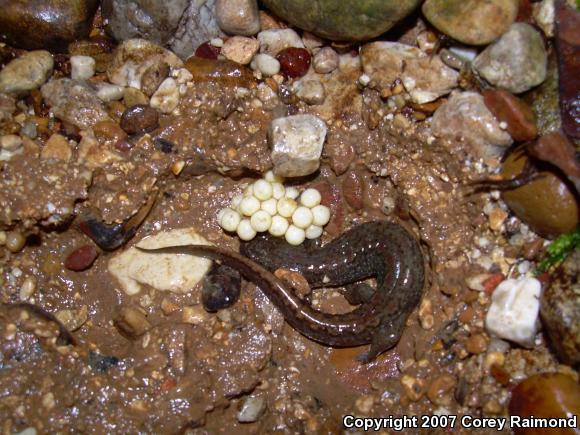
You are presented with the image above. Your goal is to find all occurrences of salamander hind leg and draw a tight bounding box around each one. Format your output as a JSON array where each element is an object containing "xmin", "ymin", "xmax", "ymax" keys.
[{"xmin": 355, "ymin": 315, "xmax": 406, "ymax": 363}]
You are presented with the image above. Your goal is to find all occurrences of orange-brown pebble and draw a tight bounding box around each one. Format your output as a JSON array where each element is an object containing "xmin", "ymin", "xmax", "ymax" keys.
[
  {"xmin": 184, "ymin": 56, "xmax": 256, "ymax": 88},
  {"xmin": 427, "ymin": 374, "xmax": 457, "ymax": 406},
  {"xmin": 465, "ymin": 333, "xmax": 488, "ymax": 354},
  {"xmin": 342, "ymin": 170, "xmax": 364, "ymax": 210},
  {"xmin": 483, "ymin": 89, "xmax": 538, "ymax": 141},
  {"xmin": 93, "ymin": 120, "xmax": 127, "ymax": 145},
  {"xmin": 509, "ymin": 373, "xmax": 580, "ymax": 434}
]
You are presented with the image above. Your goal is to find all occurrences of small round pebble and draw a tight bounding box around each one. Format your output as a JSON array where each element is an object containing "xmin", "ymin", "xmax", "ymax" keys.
[
  {"xmin": 6, "ymin": 231, "xmax": 25, "ymax": 253},
  {"xmin": 261, "ymin": 198, "xmax": 277, "ymax": 215},
  {"xmin": 64, "ymin": 245, "xmax": 99, "ymax": 271},
  {"xmin": 311, "ymin": 204, "xmax": 331, "ymax": 226},
  {"xmin": 253, "ymin": 179, "xmax": 273, "ymax": 200},
  {"xmin": 240, "ymin": 196, "xmax": 260, "ymax": 216},
  {"xmin": 250, "ymin": 210, "xmax": 272, "ymax": 232},
  {"xmin": 219, "ymin": 208, "xmax": 241, "ymax": 232},
  {"xmin": 292, "ymin": 206, "xmax": 313, "ymax": 229},
  {"xmin": 305, "ymin": 224, "xmax": 323, "ymax": 239},
  {"xmin": 285, "ymin": 224, "xmax": 306, "ymax": 246},
  {"xmin": 237, "ymin": 219, "xmax": 257, "ymax": 241},
  {"xmin": 269, "ymin": 215, "xmax": 289, "ymax": 237},
  {"xmin": 272, "ymin": 182, "xmax": 285, "ymax": 199},
  {"xmin": 300, "ymin": 188, "xmax": 321, "ymax": 208},
  {"xmin": 120, "ymin": 104, "xmax": 159, "ymax": 135},
  {"xmin": 252, "ymin": 53, "xmax": 280, "ymax": 77},
  {"xmin": 276, "ymin": 47, "xmax": 311, "ymax": 78},
  {"xmin": 277, "ymin": 197, "xmax": 298, "ymax": 218},
  {"xmin": 285, "ymin": 186, "xmax": 299, "ymax": 199}
]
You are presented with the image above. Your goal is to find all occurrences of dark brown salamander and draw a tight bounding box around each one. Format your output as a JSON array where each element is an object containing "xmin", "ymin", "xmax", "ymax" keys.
[{"xmin": 138, "ymin": 221, "xmax": 425, "ymax": 362}]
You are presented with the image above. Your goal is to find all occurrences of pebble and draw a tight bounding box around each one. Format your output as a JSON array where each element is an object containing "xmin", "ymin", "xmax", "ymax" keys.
[
  {"xmin": 482, "ymin": 89, "xmax": 538, "ymax": 141},
  {"xmin": 55, "ymin": 305, "xmax": 89, "ymax": 331},
  {"xmin": 93, "ymin": 120, "xmax": 128, "ymax": 145},
  {"xmin": 0, "ymin": 51, "xmax": 54, "ymax": 95},
  {"xmin": 533, "ymin": 0, "xmax": 555, "ymax": 38},
  {"xmin": 276, "ymin": 48, "xmax": 311, "ymax": 78},
  {"xmin": 220, "ymin": 36, "xmax": 260, "ymax": 65},
  {"xmin": 6, "ymin": 231, "xmax": 26, "ymax": 253},
  {"xmin": 422, "ymin": 0, "xmax": 519, "ymax": 45},
  {"xmin": 70, "ymin": 55, "xmax": 95, "ymax": 81},
  {"xmin": 509, "ymin": 373, "xmax": 580, "ymax": 432},
  {"xmin": 473, "ymin": 23, "xmax": 547, "ymax": 94},
  {"xmin": 0, "ymin": 134, "xmax": 22, "ymax": 151},
  {"xmin": 184, "ymin": 57, "xmax": 256, "ymax": 88},
  {"xmin": 115, "ymin": 306, "xmax": 151, "ymax": 337},
  {"xmin": 19, "ymin": 276, "xmax": 37, "ymax": 300},
  {"xmin": 195, "ymin": 41, "xmax": 221, "ymax": 60},
  {"xmin": 41, "ymin": 133, "xmax": 72, "ymax": 162},
  {"xmin": 64, "ymin": 245, "xmax": 99, "ymax": 271},
  {"xmin": 216, "ymin": 0, "xmax": 260, "ymax": 36},
  {"xmin": 293, "ymin": 79, "xmax": 325, "ymax": 105},
  {"xmin": 237, "ymin": 396, "xmax": 266, "ymax": 422},
  {"xmin": 68, "ymin": 37, "xmax": 115, "ymax": 73},
  {"xmin": 401, "ymin": 55, "xmax": 458, "ymax": 104},
  {"xmin": 427, "ymin": 374, "xmax": 456, "ymax": 406},
  {"xmin": 342, "ymin": 170, "xmax": 364, "ymax": 210},
  {"xmin": 251, "ymin": 53, "xmax": 280, "ymax": 77},
  {"xmin": 0, "ymin": 0, "xmax": 99, "ymax": 51},
  {"xmin": 95, "ymin": 83, "xmax": 125, "ymax": 102},
  {"xmin": 313, "ymin": 47, "xmax": 339, "ymax": 74},
  {"xmin": 123, "ymin": 87, "xmax": 149, "ymax": 107},
  {"xmin": 431, "ymin": 92, "xmax": 513, "ymax": 159},
  {"xmin": 150, "ymin": 78, "xmax": 179, "ymax": 114},
  {"xmin": 269, "ymin": 114, "xmax": 327, "ymax": 177},
  {"xmin": 257, "ymin": 29, "xmax": 305, "ymax": 56},
  {"xmin": 400, "ymin": 374, "xmax": 427, "ymax": 402},
  {"xmin": 465, "ymin": 334, "xmax": 488, "ymax": 354},
  {"xmin": 120, "ymin": 104, "xmax": 159, "ymax": 134}
]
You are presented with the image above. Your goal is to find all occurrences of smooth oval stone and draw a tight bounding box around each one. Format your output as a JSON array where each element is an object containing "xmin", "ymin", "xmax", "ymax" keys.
[
  {"xmin": 422, "ymin": 0, "xmax": 518, "ymax": 45},
  {"xmin": 501, "ymin": 147, "xmax": 579, "ymax": 239},
  {"xmin": 0, "ymin": 0, "xmax": 99, "ymax": 52},
  {"xmin": 260, "ymin": 0, "xmax": 421, "ymax": 42}
]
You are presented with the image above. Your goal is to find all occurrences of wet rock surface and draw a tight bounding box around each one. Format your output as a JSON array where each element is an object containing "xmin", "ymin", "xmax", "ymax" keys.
[{"xmin": 0, "ymin": 51, "xmax": 54, "ymax": 95}]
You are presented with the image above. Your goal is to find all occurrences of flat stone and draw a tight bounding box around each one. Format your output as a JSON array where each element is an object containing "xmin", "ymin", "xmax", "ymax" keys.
[
  {"xmin": 422, "ymin": 0, "xmax": 519, "ymax": 45},
  {"xmin": 431, "ymin": 91, "xmax": 513, "ymax": 159},
  {"xmin": 269, "ymin": 114, "xmax": 327, "ymax": 177},
  {"xmin": 483, "ymin": 89, "xmax": 538, "ymax": 141},
  {"xmin": 220, "ymin": 36, "xmax": 259, "ymax": 65},
  {"xmin": 0, "ymin": 51, "xmax": 54, "ymax": 95},
  {"xmin": 261, "ymin": 0, "xmax": 421, "ymax": 41},
  {"xmin": 215, "ymin": 0, "xmax": 260, "ymax": 36},
  {"xmin": 473, "ymin": 23, "xmax": 547, "ymax": 94},
  {"xmin": 0, "ymin": 0, "xmax": 99, "ymax": 51}
]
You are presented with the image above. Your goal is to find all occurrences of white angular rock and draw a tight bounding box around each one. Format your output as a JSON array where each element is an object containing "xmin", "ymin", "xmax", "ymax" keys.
[
  {"xmin": 431, "ymin": 91, "xmax": 513, "ymax": 159},
  {"xmin": 473, "ymin": 23, "xmax": 547, "ymax": 94},
  {"xmin": 485, "ymin": 277, "xmax": 542, "ymax": 347},
  {"xmin": 258, "ymin": 29, "xmax": 305, "ymax": 56},
  {"xmin": 70, "ymin": 55, "xmax": 96, "ymax": 81},
  {"xmin": 150, "ymin": 78, "xmax": 179, "ymax": 113},
  {"xmin": 313, "ymin": 47, "xmax": 339, "ymax": 74},
  {"xmin": 95, "ymin": 83, "xmax": 125, "ymax": 102},
  {"xmin": 0, "ymin": 51, "xmax": 54, "ymax": 95},
  {"xmin": 221, "ymin": 36, "xmax": 260, "ymax": 65},
  {"xmin": 401, "ymin": 55, "xmax": 458, "ymax": 104},
  {"xmin": 269, "ymin": 114, "xmax": 327, "ymax": 177},
  {"xmin": 293, "ymin": 79, "xmax": 326, "ymax": 105},
  {"xmin": 108, "ymin": 228, "xmax": 213, "ymax": 295},
  {"xmin": 215, "ymin": 0, "xmax": 260, "ymax": 36}
]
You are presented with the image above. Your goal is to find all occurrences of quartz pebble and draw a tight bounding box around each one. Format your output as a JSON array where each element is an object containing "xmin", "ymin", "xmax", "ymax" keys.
[
  {"xmin": 95, "ymin": 83, "xmax": 125, "ymax": 102},
  {"xmin": 70, "ymin": 55, "xmax": 96, "ymax": 81},
  {"xmin": 221, "ymin": 36, "xmax": 260, "ymax": 65},
  {"xmin": 313, "ymin": 47, "xmax": 339, "ymax": 74},
  {"xmin": 237, "ymin": 396, "xmax": 266, "ymax": 423},
  {"xmin": 250, "ymin": 53, "xmax": 280, "ymax": 77},
  {"xmin": 150, "ymin": 78, "xmax": 179, "ymax": 114},
  {"xmin": 293, "ymin": 79, "xmax": 325, "ymax": 105},
  {"xmin": 0, "ymin": 50, "xmax": 54, "ymax": 95},
  {"xmin": 257, "ymin": 29, "xmax": 305, "ymax": 56},
  {"xmin": 216, "ymin": 0, "xmax": 260, "ymax": 36}
]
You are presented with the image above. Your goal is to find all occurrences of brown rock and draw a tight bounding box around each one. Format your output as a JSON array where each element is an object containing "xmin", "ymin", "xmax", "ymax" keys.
[
  {"xmin": 465, "ymin": 333, "xmax": 488, "ymax": 354},
  {"xmin": 0, "ymin": 0, "xmax": 99, "ymax": 52},
  {"xmin": 120, "ymin": 105, "xmax": 159, "ymax": 135},
  {"xmin": 427, "ymin": 374, "xmax": 456, "ymax": 406},
  {"xmin": 342, "ymin": 170, "xmax": 364, "ymax": 210},
  {"xmin": 64, "ymin": 245, "xmax": 98, "ymax": 271},
  {"xmin": 114, "ymin": 306, "xmax": 151, "ymax": 337},
  {"xmin": 93, "ymin": 120, "xmax": 128, "ymax": 145},
  {"xmin": 41, "ymin": 133, "xmax": 72, "ymax": 162},
  {"xmin": 184, "ymin": 57, "xmax": 256, "ymax": 88},
  {"xmin": 483, "ymin": 89, "xmax": 538, "ymax": 141}
]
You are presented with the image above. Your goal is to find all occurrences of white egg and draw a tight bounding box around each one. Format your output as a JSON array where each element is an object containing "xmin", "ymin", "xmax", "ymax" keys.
[
  {"xmin": 285, "ymin": 224, "xmax": 305, "ymax": 246},
  {"xmin": 261, "ymin": 198, "xmax": 278, "ymax": 215},
  {"xmin": 305, "ymin": 224, "xmax": 323, "ymax": 239},
  {"xmin": 271, "ymin": 182, "xmax": 285, "ymax": 199},
  {"xmin": 237, "ymin": 219, "xmax": 257, "ymax": 241},
  {"xmin": 253, "ymin": 179, "xmax": 273, "ymax": 201},
  {"xmin": 311, "ymin": 204, "xmax": 331, "ymax": 226},
  {"xmin": 243, "ymin": 184, "xmax": 254, "ymax": 197},
  {"xmin": 230, "ymin": 193, "xmax": 243, "ymax": 210},
  {"xmin": 300, "ymin": 188, "xmax": 322, "ymax": 208},
  {"xmin": 239, "ymin": 196, "xmax": 260, "ymax": 216},
  {"xmin": 277, "ymin": 197, "xmax": 298, "ymax": 218},
  {"xmin": 219, "ymin": 208, "xmax": 241, "ymax": 232},
  {"xmin": 269, "ymin": 215, "xmax": 289, "ymax": 237},
  {"xmin": 264, "ymin": 170, "xmax": 284, "ymax": 183},
  {"xmin": 291, "ymin": 206, "xmax": 313, "ymax": 229},
  {"xmin": 285, "ymin": 186, "xmax": 299, "ymax": 199},
  {"xmin": 250, "ymin": 210, "xmax": 272, "ymax": 232}
]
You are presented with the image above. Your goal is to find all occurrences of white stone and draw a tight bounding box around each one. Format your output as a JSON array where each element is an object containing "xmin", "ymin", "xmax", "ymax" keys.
[
  {"xmin": 0, "ymin": 50, "xmax": 54, "ymax": 95},
  {"xmin": 258, "ymin": 29, "xmax": 305, "ymax": 56},
  {"xmin": 533, "ymin": 0, "xmax": 555, "ymax": 37},
  {"xmin": 251, "ymin": 53, "xmax": 280, "ymax": 77},
  {"xmin": 302, "ymin": 32, "xmax": 324, "ymax": 50},
  {"xmin": 269, "ymin": 114, "xmax": 327, "ymax": 177},
  {"xmin": 221, "ymin": 36, "xmax": 260, "ymax": 65},
  {"xmin": 293, "ymin": 79, "xmax": 326, "ymax": 105},
  {"xmin": 313, "ymin": 47, "xmax": 339, "ymax": 74},
  {"xmin": 401, "ymin": 55, "xmax": 459, "ymax": 104},
  {"xmin": 215, "ymin": 0, "xmax": 260, "ymax": 36},
  {"xmin": 150, "ymin": 78, "xmax": 179, "ymax": 113},
  {"xmin": 108, "ymin": 228, "xmax": 213, "ymax": 295},
  {"xmin": 95, "ymin": 83, "xmax": 125, "ymax": 102},
  {"xmin": 485, "ymin": 277, "xmax": 541, "ymax": 347},
  {"xmin": 70, "ymin": 55, "xmax": 96, "ymax": 81}
]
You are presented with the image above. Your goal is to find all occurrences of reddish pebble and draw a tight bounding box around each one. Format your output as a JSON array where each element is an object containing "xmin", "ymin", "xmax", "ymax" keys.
[
  {"xmin": 342, "ymin": 170, "xmax": 364, "ymax": 210},
  {"xmin": 482, "ymin": 89, "xmax": 537, "ymax": 141},
  {"xmin": 65, "ymin": 245, "xmax": 99, "ymax": 271},
  {"xmin": 483, "ymin": 272, "xmax": 505, "ymax": 295},
  {"xmin": 276, "ymin": 48, "xmax": 311, "ymax": 78},
  {"xmin": 195, "ymin": 41, "xmax": 221, "ymax": 59},
  {"xmin": 120, "ymin": 104, "xmax": 159, "ymax": 135}
]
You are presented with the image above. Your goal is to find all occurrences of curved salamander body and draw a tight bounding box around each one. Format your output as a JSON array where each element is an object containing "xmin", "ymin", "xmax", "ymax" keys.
[{"xmin": 139, "ymin": 221, "xmax": 425, "ymax": 362}]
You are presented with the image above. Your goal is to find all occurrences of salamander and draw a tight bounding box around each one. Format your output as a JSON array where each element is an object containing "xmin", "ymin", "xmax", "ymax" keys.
[{"xmin": 138, "ymin": 221, "xmax": 425, "ymax": 362}]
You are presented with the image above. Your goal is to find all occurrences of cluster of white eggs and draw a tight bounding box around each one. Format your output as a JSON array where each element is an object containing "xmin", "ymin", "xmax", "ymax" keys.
[{"xmin": 218, "ymin": 171, "xmax": 331, "ymax": 245}]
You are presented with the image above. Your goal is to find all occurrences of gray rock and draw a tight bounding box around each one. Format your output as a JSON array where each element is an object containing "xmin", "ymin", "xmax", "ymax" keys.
[
  {"xmin": 103, "ymin": 0, "xmax": 224, "ymax": 59},
  {"xmin": 431, "ymin": 91, "xmax": 513, "ymax": 159},
  {"xmin": 237, "ymin": 396, "xmax": 266, "ymax": 423},
  {"xmin": 269, "ymin": 114, "xmax": 327, "ymax": 177},
  {"xmin": 313, "ymin": 47, "xmax": 339, "ymax": 74},
  {"xmin": 215, "ymin": 0, "xmax": 260, "ymax": 36},
  {"xmin": 473, "ymin": 23, "xmax": 547, "ymax": 94},
  {"xmin": 41, "ymin": 79, "xmax": 110, "ymax": 130},
  {"xmin": 0, "ymin": 51, "xmax": 54, "ymax": 95}
]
